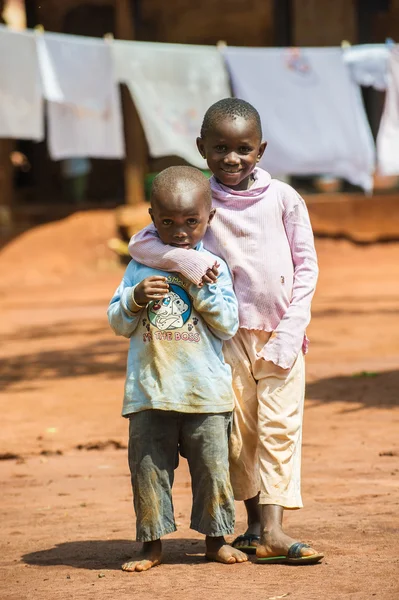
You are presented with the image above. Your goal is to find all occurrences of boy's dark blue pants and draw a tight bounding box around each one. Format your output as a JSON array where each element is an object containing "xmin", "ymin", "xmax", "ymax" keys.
[{"xmin": 128, "ymin": 410, "xmax": 235, "ymax": 542}]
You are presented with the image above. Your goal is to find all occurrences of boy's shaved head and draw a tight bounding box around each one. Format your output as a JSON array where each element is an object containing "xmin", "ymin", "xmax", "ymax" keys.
[
  {"xmin": 149, "ymin": 166, "xmax": 215, "ymax": 250},
  {"xmin": 200, "ymin": 98, "xmax": 262, "ymax": 140},
  {"xmin": 151, "ymin": 166, "xmax": 212, "ymax": 209}
]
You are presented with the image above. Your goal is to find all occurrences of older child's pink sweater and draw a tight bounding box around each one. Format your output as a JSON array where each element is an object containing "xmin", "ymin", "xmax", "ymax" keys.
[{"xmin": 128, "ymin": 168, "xmax": 318, "ymax": 369}]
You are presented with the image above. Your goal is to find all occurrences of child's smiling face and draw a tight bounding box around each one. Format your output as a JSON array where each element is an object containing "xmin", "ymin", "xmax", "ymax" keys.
[{"xmin": 197, "ymin": 116, "xmax": 267, "ymax": 191}]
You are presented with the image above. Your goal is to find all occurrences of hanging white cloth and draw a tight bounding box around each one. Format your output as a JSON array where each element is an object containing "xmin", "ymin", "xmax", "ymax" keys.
[
  {"xmin": 343, "ymin": 44, "xmax": 390, "ymax": 91},
  {"xmin": 112, "ymin": 40, "xmax": 231, "ymax": 168},
  {"xmin": 223, "ymin": 46, "xmax": 375, "ymax": 192},
  {"xmin": 0, "ymin": 26, "xmax": 44, "ymax": 140},
  {"xmin": 36, "ymin": 32, "xmax": 124, "ymax": 160},
  {"xmin": 377, "ymin": 46, "xmax": 399, "ymax": 175}
]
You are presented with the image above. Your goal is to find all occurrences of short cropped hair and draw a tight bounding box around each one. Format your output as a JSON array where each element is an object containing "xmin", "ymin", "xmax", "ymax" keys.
[
  {"xmin": 151, "ymin": 166, "xmax": 212, "ymax": 209},
  {"xmin": 200, "ymin": 98, "xmax": 262, "ymax": 140}
]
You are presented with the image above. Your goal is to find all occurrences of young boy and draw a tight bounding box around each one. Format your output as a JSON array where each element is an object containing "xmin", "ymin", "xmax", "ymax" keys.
[
  {"xmin": 128, "ymin": 99, "xmax": 324, "ymax": 565},
  {"xmin": 108, "ymin": 166, "xmax": 247, "ymax": 571}
]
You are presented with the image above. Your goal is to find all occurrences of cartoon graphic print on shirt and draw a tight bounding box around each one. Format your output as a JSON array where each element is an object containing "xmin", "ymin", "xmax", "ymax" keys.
[{"xmin": 147, "ymin": 283, "xmax": 192, "ymax": 331}]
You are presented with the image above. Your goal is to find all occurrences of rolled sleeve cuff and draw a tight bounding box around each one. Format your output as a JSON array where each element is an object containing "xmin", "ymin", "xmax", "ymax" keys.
[
  {"xmin": 259, "ymin": 340, "xmax": 297, "ymax": 370},
  {"xmin": 123, "ymin": 285, "xmax": 145, "ymax": 315}
]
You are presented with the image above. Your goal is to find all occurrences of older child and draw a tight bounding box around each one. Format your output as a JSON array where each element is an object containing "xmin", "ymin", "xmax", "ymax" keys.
[
  {"xmin": 108, "ymin": 166, "xmax": 247, "ymax": 571},
  {"xmin": 128, "ymin": 99, "xmax": 323, "ymax": 565}
]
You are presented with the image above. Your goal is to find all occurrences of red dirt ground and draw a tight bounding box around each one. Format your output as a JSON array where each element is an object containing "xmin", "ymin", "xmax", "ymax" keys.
[{"xmin": 0, "ymin": 211, "xmax": 398, "ymax": 600}]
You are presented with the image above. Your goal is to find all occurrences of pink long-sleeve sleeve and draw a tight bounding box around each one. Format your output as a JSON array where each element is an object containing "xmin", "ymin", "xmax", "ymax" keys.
[
  {"xmin": 128, "ymin": 225, "xmax": 216, "ymax": 285},
  {"xmin": 260, "ymin": 190, "xmax": 319, "ymax": 369}
]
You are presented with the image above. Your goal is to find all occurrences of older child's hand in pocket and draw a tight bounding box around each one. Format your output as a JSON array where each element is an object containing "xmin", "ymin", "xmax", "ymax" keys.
[
  {"xmin": 259, "ymin": 358, "xmax": 291, "ymax": 379},
  {"xmin": 134, "ymin": 276, "xmax": 169, "ymax": 305},
  {"xmin": 267, "ymin": 362, "xmax": 291, "ymax": 378}
]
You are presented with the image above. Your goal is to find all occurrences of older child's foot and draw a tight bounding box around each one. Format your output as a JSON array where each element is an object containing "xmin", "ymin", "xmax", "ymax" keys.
[
  {"xmin": 232, "ymin": 524, "xmax": 261, "ymax": 552},
  {"xmin": 122, "ymin": 540, "xmax": 162, "ymax": 572},
  {"xmin": 205, "ymin": 536, "xmax": 248, "ymax": 564},
  {"xmin": 232, "ymin": 494, "xmax": 261, "ymax": 552},
  {"xmin": 256, "ymin": 528, "xmax": 320, "ymax": 561}
]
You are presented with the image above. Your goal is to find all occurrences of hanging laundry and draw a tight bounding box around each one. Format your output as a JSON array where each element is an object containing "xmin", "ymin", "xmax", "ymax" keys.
[
  {"xmin": 377, "ymin": 46, "xmax": 399, "ymax": 175},
  {"xmin": 223, "ymin": 47, "xmax": 375, "ymax": 192},
  {"xmin": 0, "ymin": 26, "xmax": 43, "ymax": 140},
  {"xmin": 343, "ymin": 44, "xmax": 390, "ymax": 91},
  {"xmin": 36, "ymin": 32, "xmax": 124, "ymax": 160},
  {"xmin": 112, "ymin": 40, "xmax": 231, "ymax": 168}
]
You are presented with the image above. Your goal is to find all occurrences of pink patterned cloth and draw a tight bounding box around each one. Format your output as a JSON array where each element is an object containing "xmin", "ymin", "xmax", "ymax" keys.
[{"xmin": 128, "ymin": 168, "xmax": 318, "ymax": 369}]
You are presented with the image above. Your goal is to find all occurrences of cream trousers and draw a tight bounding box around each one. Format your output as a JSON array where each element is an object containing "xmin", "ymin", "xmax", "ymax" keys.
[{"xmin": 223, "ymin": 329, "xmax": 305, "ymax": 509}]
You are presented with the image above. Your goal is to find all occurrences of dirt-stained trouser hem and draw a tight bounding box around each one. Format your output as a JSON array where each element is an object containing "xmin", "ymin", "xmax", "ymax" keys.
[{"xmin": 128, "ymin": 410, "xmax": 235, "ymax": 541}]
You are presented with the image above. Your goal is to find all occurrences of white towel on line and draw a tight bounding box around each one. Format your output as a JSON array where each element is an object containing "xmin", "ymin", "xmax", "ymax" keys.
[
  {"xmin": 223, "ymin": 46, "xmax": 376, "ymax": 192},
  {"xmin": 112, "ymin": 40, "xmax": 231, "ymax": 168},
  {"xmin": 36, "ymin": 32, "xmax": 124, "ymax": 160},
  {"xmin": 0, "ymin": 26, "xmax": 43, "ymax": 140},
  {"xmin": 343, "ymin": 44, "xmax": 390, "ymax": 91},
  {"xmin": 377, "ymin": 46, "xmax": 399, "ymax": 175}
]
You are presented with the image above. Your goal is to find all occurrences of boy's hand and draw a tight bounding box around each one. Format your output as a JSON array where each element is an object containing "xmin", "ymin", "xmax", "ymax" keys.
[
  {"xmin": 134, "ymin": 276, "xmax": 169, "ymax": 305},
  {"xmin": 198, "ymin": 262, "xmax": 220, "ymax": 287}
]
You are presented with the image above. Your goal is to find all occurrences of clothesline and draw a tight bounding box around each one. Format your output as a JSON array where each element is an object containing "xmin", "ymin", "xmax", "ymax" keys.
[{"xmin": 0, "ymin": 24, "xmax": 398, "ymax": 191}]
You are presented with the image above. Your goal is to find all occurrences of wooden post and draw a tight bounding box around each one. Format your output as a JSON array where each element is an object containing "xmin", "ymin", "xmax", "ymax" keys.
[
  {"xmin": 0, "ymin": 140, "xmax": 13, "ymax": 236},
  {"xmin": 0, "ymin": 0, "xmax": 28, "ymax": 234},
  {"xmin": 292, "ymin": 0, "xmax": 357, "ymax": 46},
  {"xmin": 115, "ymin": 0, "xmax": 147, "ymax": 206}
]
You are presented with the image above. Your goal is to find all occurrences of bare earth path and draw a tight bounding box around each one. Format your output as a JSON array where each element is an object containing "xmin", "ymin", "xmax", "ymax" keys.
[{"xmin": 0, "ymin": 215, "xmax": 398, "ymax": 600}]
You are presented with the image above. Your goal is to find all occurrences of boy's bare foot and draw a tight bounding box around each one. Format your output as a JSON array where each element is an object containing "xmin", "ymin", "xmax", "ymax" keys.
[
  {"xmin": 256, "ymin": 528, "xmax": 318, "ymax": 559},
  {"xmin": 205, "ymin": 536, "xmax": 248, "ymax": 564},
  {"xmin": 122, "ymin": 539, "xmax": 162, "ymax": 572}
]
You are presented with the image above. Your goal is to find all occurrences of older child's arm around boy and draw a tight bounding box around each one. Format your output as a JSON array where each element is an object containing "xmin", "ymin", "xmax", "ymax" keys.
[{"xmin": 108, "ymin": 255, "xmax": 237, "ymax": 342}]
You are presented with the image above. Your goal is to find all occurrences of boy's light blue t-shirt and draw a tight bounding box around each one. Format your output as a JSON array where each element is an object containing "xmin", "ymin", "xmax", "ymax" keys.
[{"xmin": 108, "ymin": 244, "xmax": 238, "ymax": 416}]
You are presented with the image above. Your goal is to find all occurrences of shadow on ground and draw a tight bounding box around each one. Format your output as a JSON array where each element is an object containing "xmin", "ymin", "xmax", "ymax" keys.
[
  {"xmin": 22, "ymin": 539, "xmax": 207, "ymax": 570},
  {"xmin": 306, "ymin": 369, "xmax": 399, "ymax": 410},
  {"xmin": 1, "ymin": 320, "xmax": 108, "ymax": 342},
  {"xmin": 0, "ymin": 337, "xmax": 127, "ymax": 392},
  {"xmin": 2, "ymin": 320, "xmax": 398, "ymax": 410}
]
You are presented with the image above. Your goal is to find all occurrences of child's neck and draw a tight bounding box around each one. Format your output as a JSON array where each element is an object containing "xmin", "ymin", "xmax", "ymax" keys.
[{"xmin": 218, "ymin": 171, "xmax": 256, "ymax": 192}]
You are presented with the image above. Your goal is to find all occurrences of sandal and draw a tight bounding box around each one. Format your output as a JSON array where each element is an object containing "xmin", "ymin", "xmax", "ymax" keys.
[
  {"xmin": 232, "ymin": 533, "xmax": 261, "ymax": 555},
  {"xmin": 256, "ymin": 542, "xmax": 324, "ymax": 565}
]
